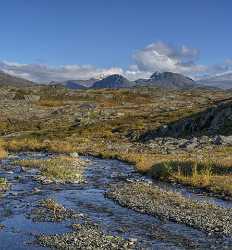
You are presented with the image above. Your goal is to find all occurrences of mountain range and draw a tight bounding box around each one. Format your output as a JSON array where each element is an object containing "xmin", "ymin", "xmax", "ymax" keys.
[
  {"xmin": 197, "ymin": 73, "xmax": 232, "ymax": 90},
  {"xmin": 49, "ymin": 78, "xmax": 97, "ymax": 89},
  {"xmin": 1, "ymin": 69, "xmax": 232, "ymax": 90},
  {"xmin": 49, "ymin": 72, "xmax": 199, "ymax": 90}
]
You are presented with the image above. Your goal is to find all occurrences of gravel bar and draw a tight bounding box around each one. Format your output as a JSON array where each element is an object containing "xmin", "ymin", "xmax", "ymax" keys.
[
  {"xmin": 106, "ymin": 182, "xmax": 232, "ymax": 237},
  {"xmin": 37, "ymin": 222, "xmax": 136, "ymax": 250}
]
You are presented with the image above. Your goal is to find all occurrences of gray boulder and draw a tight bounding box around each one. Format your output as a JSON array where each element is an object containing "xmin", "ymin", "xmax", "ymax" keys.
[{"xmin": 213, "ymin": 135, "xmax": 232, "ymax": 146}]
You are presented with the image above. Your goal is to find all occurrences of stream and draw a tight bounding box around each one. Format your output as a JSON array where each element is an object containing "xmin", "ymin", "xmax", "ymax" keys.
[{"xmin": 0, "ymin": 152, "xmax": 231, "ymax": 249}]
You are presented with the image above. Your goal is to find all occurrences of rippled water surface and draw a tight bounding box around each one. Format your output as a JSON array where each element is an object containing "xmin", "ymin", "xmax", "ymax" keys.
[{"xmin": 0, "ymin": 152, "xmax": 231, "ymax": 249}]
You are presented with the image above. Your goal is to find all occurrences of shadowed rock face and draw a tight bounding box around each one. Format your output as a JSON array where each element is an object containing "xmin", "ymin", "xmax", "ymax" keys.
[
  {"xmin": 0, "ymin": 71, "xmax": 34, "ymax": 86},
  {"xmin": 92, "ymin": 74, "xmax": 133, "ymax": 89},
  {"xmin": 140, "ymin": 100, "xmax": 232, "ymax": 140},
  {"xmin": 136, "ymin": 72, "xmax": 196, "ymax": 89}
]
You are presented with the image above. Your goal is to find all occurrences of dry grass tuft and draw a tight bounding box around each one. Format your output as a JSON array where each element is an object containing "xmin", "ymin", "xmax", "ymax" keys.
[
  {"xmin": 15, "ymin": 156, "xmax": 87, "ymax": 183},
  {"xmin": 0, "ymin": 139, "xmax": 8, "ymax": 159},
  {"xmin": 0, "ymin": 148, "xmax": 8, "ymax": 159}
]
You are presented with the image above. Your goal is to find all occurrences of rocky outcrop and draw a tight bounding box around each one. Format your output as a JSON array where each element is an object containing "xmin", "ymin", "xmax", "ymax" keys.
[
  {"xmin": 146, "ymin": 135, "xmax": 232, "ymax": 153},
  {"xmin": 141, "ymin": 100, "xmax": 232, "ymax": 141}
]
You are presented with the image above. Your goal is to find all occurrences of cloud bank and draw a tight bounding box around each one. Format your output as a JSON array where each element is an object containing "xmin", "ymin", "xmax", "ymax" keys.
[
  {"xmin": 131, "ymin": 42, "xmax": 205, "ymax": 77},
  {"xmin": 0, "ymin": 42, "xmax": 231, "ymax": 83},
  {"xmin": 0, "ymin": 61, "xmax": 123, "ymax": 83}
]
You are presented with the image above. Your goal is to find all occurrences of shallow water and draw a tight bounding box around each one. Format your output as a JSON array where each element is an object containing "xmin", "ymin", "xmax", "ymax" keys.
[{"xmin": 0, "ymin": 152, "xmax": 231, "ymax": 249}]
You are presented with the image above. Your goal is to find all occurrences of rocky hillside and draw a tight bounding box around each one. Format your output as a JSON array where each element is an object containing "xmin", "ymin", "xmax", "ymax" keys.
[
  {"xmin": 135, "ymin": 72, "xmax": 196, "ymax": 89},
  {"xmin": 140, "ymin": 98, "xmax": 232, "ymax": 141},
  {"xmin": 0, "ymin": 71, "xmax": 34, "ymax": 87}
]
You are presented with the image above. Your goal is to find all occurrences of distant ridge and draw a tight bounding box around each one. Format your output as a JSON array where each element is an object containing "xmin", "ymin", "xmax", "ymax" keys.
[
  {"xmin": 198, "ymin": 73, "xmax": 232, "ymax": 89},
  {"xmin": 49, "ymin": 78, "xmax": 97, "ymax": 89},
  {"xmin": 0, "ymin": 71, "xmax": 34, "ymax": 86},
  {"xmin": 48, "ymin": 72, "xmax": 199, "ymax": 90},
  {"xmin": 0, "ymin": 69, "xmax": 205, "ymax": 90}
]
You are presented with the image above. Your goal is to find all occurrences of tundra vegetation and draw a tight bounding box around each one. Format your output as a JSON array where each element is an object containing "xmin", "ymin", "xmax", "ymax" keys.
[
  {"xmin": 1, "ymin": 84, "xmax": 232, "ymax": 248},
  {"xmin": 1, "ymin": 85, "xmax": 232, "ymax": 198}
]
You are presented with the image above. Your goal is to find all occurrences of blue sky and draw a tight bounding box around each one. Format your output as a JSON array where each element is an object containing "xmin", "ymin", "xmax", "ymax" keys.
[{"xmin": 0, "ymin": 0, "xmax": 231, "ymax": 82}]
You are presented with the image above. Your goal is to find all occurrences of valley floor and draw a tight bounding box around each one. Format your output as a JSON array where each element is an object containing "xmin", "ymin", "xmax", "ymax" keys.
[{"xmin": 0, "ymin": 86, "xmax": 232, "ymax": 248}]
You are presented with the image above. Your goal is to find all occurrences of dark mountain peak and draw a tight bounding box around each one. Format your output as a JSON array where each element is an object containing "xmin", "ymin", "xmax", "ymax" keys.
[
  {"xmin": 102, "ymin": 74, "xmax": 128, "ymax": 82},
  {"xmin": 92, "ymin": 74, "xmax": 133, "ymax": 89},
  {"xmin": 135, "ymin": 71, "xmax": 196, "ymax": 89},
  {"xmin": 150, "ymin": 71, "xmax": 162, "ymax": 79},
  {"xmin": 150, "ymin": 71, "xmax": 193, "ymax": 81}
]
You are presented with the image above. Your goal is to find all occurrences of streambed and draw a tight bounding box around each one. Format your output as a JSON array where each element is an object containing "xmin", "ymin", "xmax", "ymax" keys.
[{"xmin": 0, "ymin": 152, "xmax": 231, "ymax": 249}]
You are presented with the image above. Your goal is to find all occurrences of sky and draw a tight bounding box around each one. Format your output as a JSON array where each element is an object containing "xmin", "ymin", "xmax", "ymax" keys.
[{"xmin": 0, "ymin": 0, "xmax": 232, "ymax": 82}]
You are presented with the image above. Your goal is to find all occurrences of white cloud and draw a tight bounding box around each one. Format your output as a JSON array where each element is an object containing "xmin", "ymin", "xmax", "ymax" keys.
[
  {"xmin": 132, "ymin": 41, "xmax": 206, "ymax": 77},
  {"xmin": 126, "ymin": 42, "xmax": 232, "ymax": 79},
  {"xmin": 0, "ymin": 61, "xmax": 123, "ymax": 83},
  {"xmin": 0, "ymin": 41, "xmax": 232, "ymax": 82}
]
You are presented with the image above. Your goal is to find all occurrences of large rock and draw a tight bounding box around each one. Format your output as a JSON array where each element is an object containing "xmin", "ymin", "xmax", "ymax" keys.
[
  {"xmin": 213, "ymin": 135, "xmax": 232, "ymax": 146},
  {"xmin": 140, "ymin": 100, "xmax": 232, "ymax": 141}
]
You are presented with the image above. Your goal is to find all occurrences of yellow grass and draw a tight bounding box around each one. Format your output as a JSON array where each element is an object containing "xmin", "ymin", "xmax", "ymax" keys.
[
  {"xmin": 36, "ymin": 100, "xmax": 65, "ymax": 107},
  {"xmin": 4, "ymin": 138, "xmax": 77, "ymax": 153},
  {"xmin": 0, "ymin": 139, "xmax": 8, "ymax": 159},
  {"xmin": 0, "ymin": 148, "xmax": 8, "ymax": 159},
  {"xmin": 15, "ymin": 156, "xmax": 86, "ymax": 182}
]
